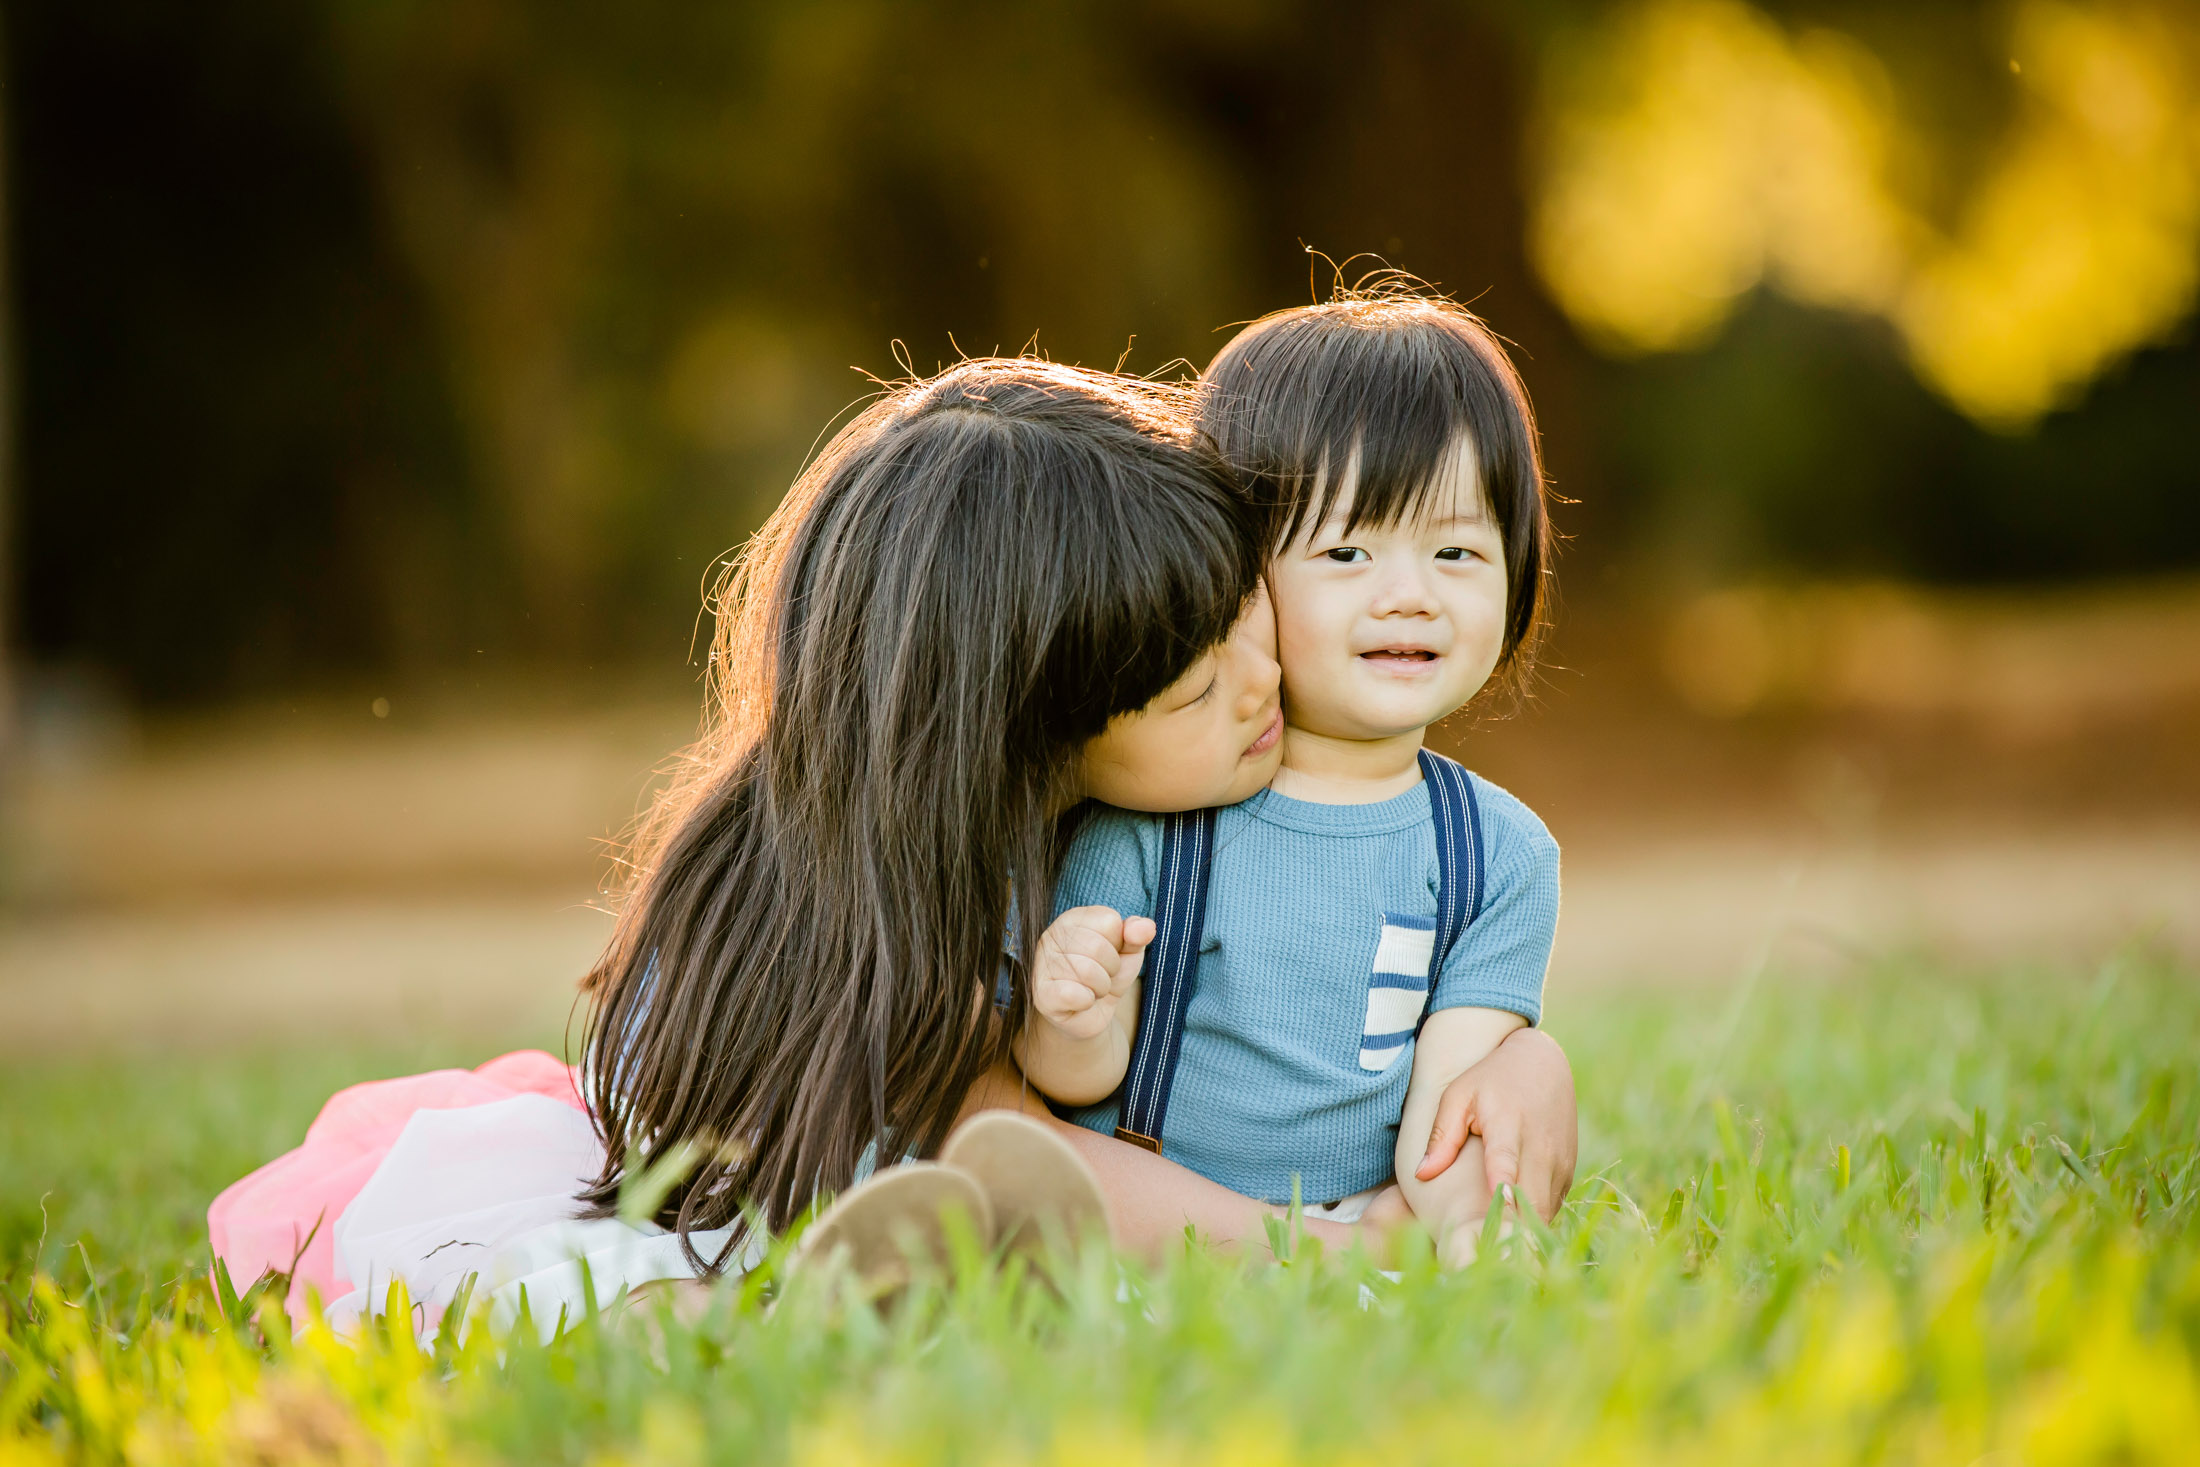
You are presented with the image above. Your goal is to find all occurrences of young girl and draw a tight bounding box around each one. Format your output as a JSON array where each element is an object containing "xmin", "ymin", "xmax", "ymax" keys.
[
  {"xmin": 1018, "ymin": 291, "xmax": 1560, "ymax": 1265},
  {"xmin": 576, "ymin": 356, "xmax": 1289, "ymax": 1262},
  {"xmin": 209, "ymin": 353, "xmax": 1577, "ymax": 1330}
]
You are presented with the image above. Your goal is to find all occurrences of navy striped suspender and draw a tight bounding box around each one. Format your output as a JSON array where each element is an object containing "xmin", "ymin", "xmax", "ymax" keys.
[
  {"xmin": 1113, "ymin": 807, "xmax": 1216, "ymax": 1152},
  {"xmin": 1415, "ymin": 747, "xmax": 1486, "ymax": 1029},
  {"xmin": 1112, "ymin": 751, "xmax": 1486, "ymax": 1157}
]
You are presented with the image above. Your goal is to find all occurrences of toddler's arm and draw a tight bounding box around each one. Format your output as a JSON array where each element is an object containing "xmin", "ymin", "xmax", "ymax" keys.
[
  {"xmin": 1394, "ymin": 1006, "xmax": 1528, "ymax": 1267},
  {"xmin": 1011, "ymin": 907, "xmax": 1154, "ymax": 1107}
]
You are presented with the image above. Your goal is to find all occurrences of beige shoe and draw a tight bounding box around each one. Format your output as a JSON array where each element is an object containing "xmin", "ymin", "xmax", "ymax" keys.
[
  {"xmin": 787, "ymin": 1162, "xmax": 992, "ymax": 1300},
  {"xmin": 939, "ymin": 1110, "xmax": 1110, "ymax": 1260}
]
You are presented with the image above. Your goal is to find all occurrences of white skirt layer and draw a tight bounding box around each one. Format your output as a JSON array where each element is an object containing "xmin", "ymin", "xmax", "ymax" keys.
[{"xmin": 323, "ymin": 1094, "xmax": 760, "ymax": 1341}]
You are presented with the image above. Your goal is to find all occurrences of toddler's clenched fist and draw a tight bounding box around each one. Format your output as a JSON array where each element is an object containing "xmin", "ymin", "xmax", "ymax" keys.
[
  {"xmin": 1030, "ymin": 906, "xmax": 1157, "ymax": 1039},
  {"xmin": 1009, "ymin": 906, "xmax": 1157, "ymax": 1106}
]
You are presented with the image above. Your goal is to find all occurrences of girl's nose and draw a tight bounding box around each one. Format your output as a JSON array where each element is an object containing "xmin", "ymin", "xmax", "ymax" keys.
[{"xmin": 1233, "ymin": 644, "xmax": 1281, "ymax": 718}]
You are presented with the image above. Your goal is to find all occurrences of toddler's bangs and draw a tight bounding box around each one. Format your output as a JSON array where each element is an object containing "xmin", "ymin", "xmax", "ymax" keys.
[
  {"xmin": 1197, "ymin": 292, "xmax": 1551, "ymax": 689},
  {"xmin": 1201, "ymin": 302, "xmax": 1532, "ymax": 550}
]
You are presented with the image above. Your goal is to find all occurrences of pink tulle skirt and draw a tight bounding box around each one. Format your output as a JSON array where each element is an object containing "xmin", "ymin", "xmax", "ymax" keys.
[{"xmin": 206, "ymin": 1050, "xmax": 585, "ymax": 1313}]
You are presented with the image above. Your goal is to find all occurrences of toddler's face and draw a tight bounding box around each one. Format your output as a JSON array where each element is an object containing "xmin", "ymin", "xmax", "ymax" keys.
[
  {"xmin": 1266, "ymin": 446, "xmax": 1508, "ymax": 744},
  {"xmin": 1077, "ymin": 586, "xmax": 1285, "ymax": 811}
]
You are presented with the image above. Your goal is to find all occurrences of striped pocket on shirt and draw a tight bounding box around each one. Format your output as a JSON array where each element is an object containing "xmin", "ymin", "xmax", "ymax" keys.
[{"xmin": 1360, "ymin": 912, "xmax": 1434, "ymax": 1071}]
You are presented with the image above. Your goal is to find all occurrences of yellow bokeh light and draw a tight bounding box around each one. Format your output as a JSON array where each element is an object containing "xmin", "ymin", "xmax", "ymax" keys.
[
  {"xmin": 1530, "ymin": 0, "xmax": 1794, "ymax": 354},
  {"xmin": 1529, "ymin": 0, "xmax": 2200, "ymax": 430},
  {"xmin": 1899, "ymin": 3, "xmax": 2200, "ymax": 427}
]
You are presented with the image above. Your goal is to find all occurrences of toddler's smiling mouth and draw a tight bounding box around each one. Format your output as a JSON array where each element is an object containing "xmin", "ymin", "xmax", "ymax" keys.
[{"xmin": 1359, "ymin": 646, "xmax": 1440, "ymax": 666}]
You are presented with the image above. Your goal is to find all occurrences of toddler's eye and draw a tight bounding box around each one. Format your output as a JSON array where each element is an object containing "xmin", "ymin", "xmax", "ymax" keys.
[
  {"xmin": 1324, "ymin": 547, "xmax": 1370, "ymax": 564},
  {"xmin": 1435, "ymin": 547, "xmax": 1474, "ymax": 562}
]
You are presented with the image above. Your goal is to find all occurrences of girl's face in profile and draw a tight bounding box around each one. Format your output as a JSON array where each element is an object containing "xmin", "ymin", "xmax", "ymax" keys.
[{"xmin": 1077, "ymin": 585, "xmax": 1284, "ymax": 812}]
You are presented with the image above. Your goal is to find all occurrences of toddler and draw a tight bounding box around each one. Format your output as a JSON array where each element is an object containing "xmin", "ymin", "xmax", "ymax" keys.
[{"xmin": 1016, "ymin": 293, "xmax": 1559, "ymax": 1264}]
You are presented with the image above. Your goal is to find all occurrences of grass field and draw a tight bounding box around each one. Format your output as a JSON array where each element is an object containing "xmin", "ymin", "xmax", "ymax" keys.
[{"xmin": 4, "ymin": 956, "xmax": 2196, "ymax": 1465}]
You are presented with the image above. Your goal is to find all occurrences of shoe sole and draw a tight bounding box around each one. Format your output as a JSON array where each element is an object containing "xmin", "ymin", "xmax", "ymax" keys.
[
  {"xmin": 939, "ymin": 1110, "xmax": 1109, "ymax": 1259},
  {"xmin": 788, "ymin": 1162, "xmax": 992, "ymax": 1299}
]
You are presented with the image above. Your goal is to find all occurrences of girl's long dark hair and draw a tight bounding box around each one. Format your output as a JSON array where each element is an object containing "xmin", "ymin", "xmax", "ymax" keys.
[{"xmin": 580, "ymin": 359, "xmax": 1260, "ymax": 1263}]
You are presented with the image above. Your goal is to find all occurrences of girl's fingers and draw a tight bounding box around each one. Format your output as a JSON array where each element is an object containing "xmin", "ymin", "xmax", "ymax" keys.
[
  {"xmin": 1481, "ymin": 1109, "xmax": 1525, "ymax": 1199},
  {"xmin": 1415, "ymin": 1076, "xmax": 1480, "ymax": 1180}
]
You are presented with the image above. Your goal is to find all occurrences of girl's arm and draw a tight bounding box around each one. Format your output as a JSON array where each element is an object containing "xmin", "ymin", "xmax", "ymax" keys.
[
  {"xmin": 1394, "ymin": 1006, "xmax": 1528, "ymax": 1266},
  {"xmin": 966, "ymin": 1026, "xmax": 1580, "ymax": 1257},
  {"xmin": 1407, "ymin": 785, "xmax": 1572, "ymax": 1224},
  {"xmin": 1415, "ymin": 1024, "xmax": 1578, "ymax": 1222}
]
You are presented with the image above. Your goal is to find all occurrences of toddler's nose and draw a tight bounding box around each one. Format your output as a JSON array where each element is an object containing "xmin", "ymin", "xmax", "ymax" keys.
[{"xmin": 1370, "ymin": 562, "xmax": 1441, "ymax": 618}]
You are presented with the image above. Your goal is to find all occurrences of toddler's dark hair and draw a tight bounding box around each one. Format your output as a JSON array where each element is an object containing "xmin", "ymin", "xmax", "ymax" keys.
[{"xmin": 1198, "ymin": 285, "xmax": 1552, "ymax": 694}]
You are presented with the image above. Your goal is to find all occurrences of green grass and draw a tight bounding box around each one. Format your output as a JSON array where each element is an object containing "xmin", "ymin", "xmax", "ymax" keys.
[{"xmin": 4, "ymin": 958, "xmax": 2197, "ymax": 1464}]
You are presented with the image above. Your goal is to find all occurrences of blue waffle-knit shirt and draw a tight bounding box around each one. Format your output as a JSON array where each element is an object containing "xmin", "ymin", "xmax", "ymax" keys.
[{"xmin": 1055, "ymin": 770, "xmax": 1559, "ymax": 1205}]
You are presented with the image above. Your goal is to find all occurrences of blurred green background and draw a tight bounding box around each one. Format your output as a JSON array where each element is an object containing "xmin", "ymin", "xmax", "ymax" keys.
[
  {"xmin": 2, "ymin": 0, "xmax": 2196, "ymax": 1049},
  {"xmin": 13, "ymin": 0, "xmax": 2199, "ymax": 702}
]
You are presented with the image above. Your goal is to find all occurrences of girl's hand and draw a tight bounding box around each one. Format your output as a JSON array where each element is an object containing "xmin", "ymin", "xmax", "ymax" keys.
[
  {"xmin": 1030, "ymin": 907, "xmax": 1155, "ymax": 1040},
  {"xmin": 1413, "ymin": 1026, "xmax": 1577, "ymax": 1223}
]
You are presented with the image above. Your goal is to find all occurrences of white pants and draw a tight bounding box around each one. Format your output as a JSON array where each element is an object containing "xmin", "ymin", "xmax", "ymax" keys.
[{"xmin": 327, "ymin": 1095, "xmax": 759, "ymax": 1342}]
